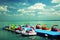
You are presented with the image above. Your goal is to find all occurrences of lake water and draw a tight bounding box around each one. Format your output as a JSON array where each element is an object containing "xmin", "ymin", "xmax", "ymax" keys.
[{"xmin": 0, "ymin": 21, "xmax": 60, "ymax": 40}]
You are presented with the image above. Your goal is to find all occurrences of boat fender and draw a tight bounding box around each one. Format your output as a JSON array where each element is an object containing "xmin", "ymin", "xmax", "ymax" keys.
[{"xmin": 45, "ymin": 34, "xmax": 48, "ymax": 37}]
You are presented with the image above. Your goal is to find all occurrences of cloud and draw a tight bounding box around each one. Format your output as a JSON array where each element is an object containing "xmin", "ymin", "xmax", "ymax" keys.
[
  {"xmin": 0, "ymin": 6, "xmax": 8, "ymax": 11},
  {"xmin": 18, "ymin": 9, "xmax": 35, "ymax": 13},
  {"xmin": 51, "ymin": 0, "xmax": 60, "ymax": 3},
  {"xmin": 26, "ymin": 13, "xmax": 35, "ymax": 16},
  {"xmin": 37, "ymin": 9, "xmax": 60, "ymax": 18},
  {"xmin": 30, "ymin": 13, "xmax": 35, "ymax": 16},
  {"xmin": 13, "ymin": 14, "xmax": 23, "ymax": 16},
  {"xmin": 22, "ymin": 3, "xmax": 28, "ymax": 5},
  {"xmin": 17, "ymin": 3, "xmax": 46, "ymax": 14},
  {"xmin": 38, "ymin": 12, "xmax": 52, "ymax": 16},
  {"xmin": 52, "ymin": 4, "xmax": 60, "ymax": 11},
  {"xmin": 17, "ymin": 2, "xmax": 58, "ymax": 17},
  {"xmin": 42, "ymin": 8, "xmax": 55, "ymax": 12},
  {"xmin": 2, "ymin": 2, "xmax": 59, "ymax": 18},
  {"xmin": 18, "ymin": 2, "xmax": 56, "ymax": 15},
  {"xmin": 17, "ymin": 9, "xmax": 36, "ymax": 17},
  {"xmin": 18, "ymin": 9, "xmax": 25, "ymax": 12},
  {"xmin": 53, "ymin": 4, "xmax": 60, "ymax": 8},
  {"xmin": 13, "ymin": 13, "xmax": 35, "ymax": 17},
  {"xmin": 28, "ymin": 3, "xmax": 46, "ymax": 10},
  {"xmin": 52, "ymin": 10, "xmax": 60, "ymax": 15}
]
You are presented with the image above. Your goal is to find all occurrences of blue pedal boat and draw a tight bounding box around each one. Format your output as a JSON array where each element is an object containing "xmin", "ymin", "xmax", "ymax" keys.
[{"xmin": 35, "ymin": 29, "xmax": 60, "ymax": 38}]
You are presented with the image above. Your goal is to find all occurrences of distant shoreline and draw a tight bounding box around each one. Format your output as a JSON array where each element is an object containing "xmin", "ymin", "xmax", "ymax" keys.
[{"xmin": 0, "ymin": 20, "xmax": 60, "ymax": 21}]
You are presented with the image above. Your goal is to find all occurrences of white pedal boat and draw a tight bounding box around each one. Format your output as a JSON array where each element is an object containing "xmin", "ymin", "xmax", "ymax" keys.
[
  {"xmin": 22, "ymin": 32, "xmax": 36, "ymax": 36},
  {"xmin": 22, "ymin": 29, "xmax": 36, "ymax": 36},
  {"xmin": 15, "ymin": 30, "xmax": 23, "ymax": 34}
]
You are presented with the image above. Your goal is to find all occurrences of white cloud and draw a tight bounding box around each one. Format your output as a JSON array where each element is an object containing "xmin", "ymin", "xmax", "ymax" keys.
[
  {"xmin": 51, "ymin": 0, "xmax": 60, "ymax": 3},
  {"xmin": 18, "ymin": 9, "xmax": 35, "ymax": 13},
  {"xmin": 37, "ymin": 9, "xmax": 60, "ymax": 16},
  {"xmin": 22, "ymin": 3, "xmax": 28, "ymax": 5},
  {"xmin": 18, "ymin": 9, "xmax": 25, "ymax": 13},
  {"xmin": 0, "ymin": 6, "xmax": 8, "ymax": 11},
  {"xmin": 17, "ymin": 2, "xmax": 60, "ymax": 17},
  {"xmin": 38, "ymin": 16, "xmax": 44, "ymax": 17},
  {"xmin": 38, "ymin": 12, "xmax": 52, "ymax": 15},
  {"xmin": 21, "ymin": 13, "xmax": 35, "ymax": 16},
  {"xmin": 53, "ymin": 4, "xmax": 60, "ymax": 8},
  {"xmin": 28, "ymin": 13, "xmax": 35, "ymax": 16},
  {"xmin": 49, "ymin": 8, "xmax": 55, "ymax": 11},
  {"xmin": 18, "ymin": 9, "xmax": 27, "ymax": 13},
  {"xmin": 43, "ymin": 8, "xmax": 55, "ymax": 12},
  {"xmin": 28, "ymin": 3, "xmax": 46, "ymax": 10},
  {"xmin": 13, "ymin": 14, "xmax": 23, "ymax": 16},
  {"xmin": 17, "ymin": 3, "xmax": 46, "ymax": 15},
  {"xmin": 17, "ymin": 3, "xmax": 46, "ymax": 14},
  {"xmin": 52, "ymin": 10, "xmax": 60, "ymax": 15},
  {"xmin": 57, "ymin": 13, "xmax": 60, "ymax": 15},
  {"xmin": 38, "ymin": 12, "xmax": 42, "ymax": 14}
]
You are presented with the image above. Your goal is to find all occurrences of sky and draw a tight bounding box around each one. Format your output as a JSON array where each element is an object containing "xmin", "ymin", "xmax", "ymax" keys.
[{"xmin": 0, "ymin": 0, "xmax": 60, "ymax": 21}]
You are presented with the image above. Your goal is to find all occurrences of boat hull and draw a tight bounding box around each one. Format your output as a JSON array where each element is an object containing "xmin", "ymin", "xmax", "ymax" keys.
[{"xmin": 35, "ymin": 29, "xmax": 60, "ymax": 39}]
